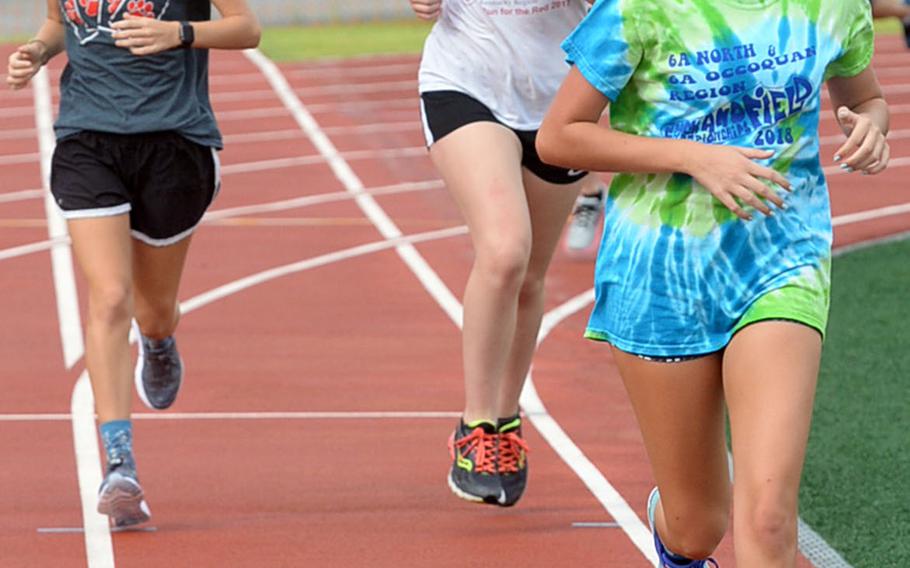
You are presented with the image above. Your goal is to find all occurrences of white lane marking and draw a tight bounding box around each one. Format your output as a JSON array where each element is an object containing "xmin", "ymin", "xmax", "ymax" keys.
[
  {"xmin": 1, "ymin": 411, "xmax": 462, "ymax": 422},
  {"xmin": 211, "ymin": 81, "xmax": 417, "ymax": 103},
  {"xmin": 820, "ymin": 128, "xmax": 910, "ymax": 146},
  {"xmin": 215, "ymin": 98, "xmax": 417, "ymax": 122},
  {"xmin": 246, "ymin": 48, "xmax": 658, "ymax": 561},
  {"xmin": 245, "ymin": 48, "xmax": 464, "ymax": 326},
  {"xmin": 38, "ymin": 527, "xmax": 158, "ymax": 534},
  {"xmin": 221, "ymin": 121, "xmax": 419, "ymax": 145},
  {"xmin": 208, "ymin": 62, "xmax": 419, "ymax": 85},
  {"xmin": 0, "ymin": 237, "xmax": 69, "ymax": 262},
  {"xmin": 204, "ymin": 179, "xmax": 443, "ymax": 221},
  {"xmin": 522, "ymin": 290, "xmax": 659, "ymax": 562},
  {"xmin": 0, "ymin": 151, "xmax": 40, "ymax": 165},
  {"xmin": 832, "ymin": 202, "xmax": 910, "ymax": 227},
  {"xmin": 822, "ymin": 82, "xmax": 910, "ymax": 100},
  {"xmin": 0, "ymin": 127, "xmax": 37, "ymax": 140},
  {"xmin": 71, "ymin": 373, "xmax": 116, "ymax": 567},
  {"xmin": 180, "ymin": 225, "xmax": 467, "ymax": 316},
  {"xmin": 824, "ymin": 156, "xmax": 910, "ymax": 175},
  {"xmin": 798, "ymin": 518, "xmax": 855, "ymax": 568},
  {"xmin": 34, "ymin": 69, "xmax": 83, "ymax": 370},
  {"xmin": 219, "ymin": 147, "xmax": 426, "ymax": 175},
  {"xmin": 0, "ymin": 188, "xmax": 45, "ymax": 203},
  {"xmin": 34, "ymin": 69, "xmax": 113, "ymax": 566},
  {"xmin": 0, "ymin": 105, "xmax": 35, "ymax": 118}
]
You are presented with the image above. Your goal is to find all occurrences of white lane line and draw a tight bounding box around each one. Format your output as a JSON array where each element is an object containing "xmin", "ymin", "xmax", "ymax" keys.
[
  {"xmin": 524, "ymin": 289, "xmax": 659, "ymax": 562},
  {"xmin": 246, "ymin": 48, "xmax": 658, "ymax": 562},
  {"xmin": 71, "ymin": 373, "xmax": 115, "ymax": 567},
  {"xmin": 221, "ymin": 121, "xmax": 419, "ymax": 145},
  {"xmin": 222, "ymin": 129, "xmax": 304, "ymax": 144},
  {"xmin": 215, "ymin": 98, "xmax": 417, "ymax": 122},
  {"xmin": 245, "ymin": 47, "xmax": 463, "ymax": 324},
  {"xmin": 220, "ymin": 147, "xmax": 425, "ymax": 175},
  {"xmin": 0, "ymin": 188, "xmax": 45, "ymax": 203},
  {"xmin": 180, "ymin": 224, "xmax": 467, "ymax": 315},
  {"xmin": 204, "ymin": 179, "xmax": 444, "ymax": 221},
  {"xmin": 33, "ymin": 69, "xmax": 112, "ymax": 566},
  {"xmin": 208, "ymin": 64, "xmax": 420, "ymax": 87},
  {"xmin": 798, "ymin": 519, "xmax": 854, "ymax": 568},
  {"xmin": 824, "ymin": 155, "xmax": 910, "ymax": 175},
  {"xmin": 0, "ymin": 127, "xmax": 36, "ymax": 140},
  {"xmin": 0, "ymin": 180, "xmax": 447, "ymax": 263},
  {"xmin": 0, "ymin": 151, "xmax": 39, "ymax": 165},
  {"xmin": 0, "ymin": 105, "xmax": 34, "ymax": 118},
  {"xmin": 34, "ymin": 70, "xmax": 83, "ymax": 370},
  {"xmin": 0, "ymin": 411, "xmax": 462, "ymax": 422},
  {"xmin": 820, "ymin": 128, "xmax": 910, "ymax": 146},
  {"xmin": 832, "ymin": 202, "xmax": 910, "ymax": 227},
  {"xmin": 0, "ymin": 237, "xmax": 69, "ymax": 262},
  {"xmin": 211, "ymin": 81, "xmax": 417, "ymax": 103},
  {"xmin": 3, "ymin": 185, "xmax": 908, "ymax": 265}
]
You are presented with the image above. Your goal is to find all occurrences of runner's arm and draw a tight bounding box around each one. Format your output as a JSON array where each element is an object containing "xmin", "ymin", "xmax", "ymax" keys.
[
  {"xmin": 827, "ymin": 65, "xmax": 890, "ymax": 174},
  {"xmin": 112, "ymin": 0, "xmax": 260, "ymax": 56}
]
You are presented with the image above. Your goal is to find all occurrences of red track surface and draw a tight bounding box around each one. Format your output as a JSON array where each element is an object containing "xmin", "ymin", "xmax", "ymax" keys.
[{"xmin": 0, "ymin": 36, "xmax": 907, "ymax": 567}]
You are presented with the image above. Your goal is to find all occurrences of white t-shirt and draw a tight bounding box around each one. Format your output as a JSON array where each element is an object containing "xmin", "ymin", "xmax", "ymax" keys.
[{"xmin": 419, "ymin": 0, "xmax": 588, "ymax": 131}]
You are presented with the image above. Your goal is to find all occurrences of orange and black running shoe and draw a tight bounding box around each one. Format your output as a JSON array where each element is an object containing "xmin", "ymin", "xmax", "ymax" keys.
[
  {"xmin": 497, "ymin": 414, "xmax": 529, "ymax": 507},
  {"xmin": 447, "ymin": 420, "xmax": 502, "ymax": 504}
]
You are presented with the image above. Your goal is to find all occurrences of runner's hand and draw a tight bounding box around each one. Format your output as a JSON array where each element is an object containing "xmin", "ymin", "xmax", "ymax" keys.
[
  {"xmin": 410, "ymin": 0, "xmax": 442, "ymax": 20},
  {"xmin": 834, "ymin": 106, "xmax": 890, "ymax": 175},
  {"xmin": 686, "ymin": 146, "xmax": 790, "ymax": 221},
  {"xmin": 112, "ymin": 14, "xmax": 182, "ymax": 56},
  {"xmin": 7, "ymin": 42, "xmax": 46, "ymax": 90}
]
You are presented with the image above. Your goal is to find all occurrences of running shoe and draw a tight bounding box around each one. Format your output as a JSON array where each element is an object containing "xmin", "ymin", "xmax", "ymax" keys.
[
  {"xmin": 497, "ymin": 414, "xmax": 530, "ymax": 507},
  {"xmin": 647, "ymin": 487, "xmax": 719, "ymax": 568},
  {"xmin": 565, "ymin": 191, "xmax": 605, "ymax": 251},
  {"xmin": 134, "ymin": 321, "xmax": 184, "ymax": 410},
  {"xmin": 97, "ymin": 459, "xmax": 151, "ymax": 528},
  {"xmin": 447, "ymin": 420, "xmax": 501, "ymax": 504}
]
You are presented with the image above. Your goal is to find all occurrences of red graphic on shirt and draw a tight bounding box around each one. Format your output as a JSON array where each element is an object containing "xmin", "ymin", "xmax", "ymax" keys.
[
  {"xmin": 126, "ymin": 0, "xmax": 156, "ymax": 17},
  {"xmin": 63, "ymin": 0, "xmax": 84, "ymax": 25},
  {"xmin": 108, "ymin": 0, "xmax": 123, "ymax": 14},
  {"xmin": 78, "ymin": 0, "xmax": 99, "ymax": 18}
]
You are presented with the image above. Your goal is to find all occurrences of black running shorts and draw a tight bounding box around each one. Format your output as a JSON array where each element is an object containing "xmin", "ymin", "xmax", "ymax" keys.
[
  {"xmin": 420, "ymin": 90, "xmax": 587, "ymax": 186},
  {"xmin": 51, "ymin": 131, "xmax": 220, "ymax": 247}
]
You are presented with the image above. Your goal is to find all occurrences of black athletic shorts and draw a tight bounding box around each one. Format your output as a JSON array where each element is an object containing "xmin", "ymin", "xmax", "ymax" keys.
[
  {"xmin": 51, "ymin": 131, "xmax": 220, "ymax": 247},
  {"xmin": 419, "ymin": 90, "xmax": 588, "ymax": 186}
]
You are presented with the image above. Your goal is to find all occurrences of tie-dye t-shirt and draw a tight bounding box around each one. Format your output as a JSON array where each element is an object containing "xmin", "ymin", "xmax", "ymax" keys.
[{"xmin": 562, "ymin": 0, "xmax": 873, "ymax": 356}]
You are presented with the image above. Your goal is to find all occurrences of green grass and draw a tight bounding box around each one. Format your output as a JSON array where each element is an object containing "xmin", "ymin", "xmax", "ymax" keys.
[
  {"xmin": 874, "ymin": 18, "xmax": 904, "ymax": 36},
  {"xmin": 259, "ymin": 21, "xmax": 432, "ymax": 62},
  {"xmin": 800, "ymin": 236, "xmax": 910, "ymax": 567}
]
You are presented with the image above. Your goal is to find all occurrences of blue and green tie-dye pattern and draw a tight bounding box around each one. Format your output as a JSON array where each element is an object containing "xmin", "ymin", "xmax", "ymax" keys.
[{"xmin": 562, "ymin": 0, "xmax": 873, "ymax": 356}]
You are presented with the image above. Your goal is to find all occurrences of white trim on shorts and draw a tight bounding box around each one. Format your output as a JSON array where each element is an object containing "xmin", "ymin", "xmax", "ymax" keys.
[
  {"xmin": 59, "ymin": 202, "xmax": 132, "ymax": 220},
  {"xmin": 130, "ymin": 148, "xmax": 222, "ymax": 248},
  {"xmin": 419, "ymin": 97, "xmax": 435, "ymax": 147}
]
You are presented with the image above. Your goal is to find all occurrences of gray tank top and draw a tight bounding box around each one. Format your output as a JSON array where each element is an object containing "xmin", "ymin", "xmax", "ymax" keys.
[{"xmin": 55, "ymin": 0, "xmax": 222, "ymax": 148}]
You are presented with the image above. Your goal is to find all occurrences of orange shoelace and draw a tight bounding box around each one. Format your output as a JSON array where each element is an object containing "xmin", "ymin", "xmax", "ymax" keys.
[
  {"xmin": 452, "ymin": 427, "xmax": 498, "ymax": 474},
  {"xmin": 498, "ymin": 432, "xmax": 530, "ymax": 474}
]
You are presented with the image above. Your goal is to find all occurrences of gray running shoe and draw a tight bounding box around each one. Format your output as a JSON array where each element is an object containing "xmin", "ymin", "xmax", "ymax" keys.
[
  {"xmin": 134, "ymin": 322, "xmax": 184, "ymax": 410},
  {"xmin": 97, "ymin": 460, "xmax": 151, "ymax": 528},
  {"xmin": 566, "ymin": 192, "xmax": 605, "ymax": 251}
]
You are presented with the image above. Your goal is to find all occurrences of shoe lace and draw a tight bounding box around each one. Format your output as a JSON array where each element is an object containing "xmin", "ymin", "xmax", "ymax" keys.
[
  {"xmin": 498, "ymin": 432, "xmax": 529, "ymax": 474},
  {"xmin": 453, "ymin": 427, "xmax": 498, "ymax": 474}
]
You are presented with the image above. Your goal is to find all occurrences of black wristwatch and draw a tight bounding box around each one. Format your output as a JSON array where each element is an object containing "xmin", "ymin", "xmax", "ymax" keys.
[{"xmin": 178, "ymin": 21, "xmax": 195, "ymax": 49}]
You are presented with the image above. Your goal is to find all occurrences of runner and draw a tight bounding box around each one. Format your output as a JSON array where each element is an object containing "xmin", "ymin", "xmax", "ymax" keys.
[
  {"xmin": 7, "ymin": 0, "xmax": 260, "ymax": 527},
  {"xmin": 410, "ymin": 0, "xmax": 592, "ymax": 506},
  {"xmin": 538, "ymin": 0, "xmax": 889, "ymax": 564}
]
